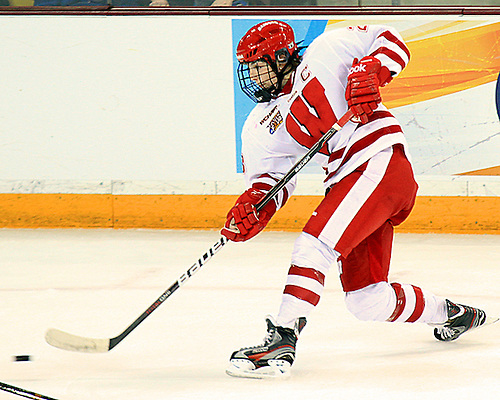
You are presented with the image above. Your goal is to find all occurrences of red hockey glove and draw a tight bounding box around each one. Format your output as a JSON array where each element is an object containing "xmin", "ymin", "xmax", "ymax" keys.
[
  {"xmin": 345, "ymin": 56, "xmax": 392, "ymax": 124},
  {"xmin": 221, "ymin": 188, "xmax": 277, "ymax": 242}
]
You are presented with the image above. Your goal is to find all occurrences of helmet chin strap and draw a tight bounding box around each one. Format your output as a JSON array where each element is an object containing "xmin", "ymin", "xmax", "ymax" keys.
[{"xmin": 254, "ymin": 88, "xmax": 273, "ymax": 103}]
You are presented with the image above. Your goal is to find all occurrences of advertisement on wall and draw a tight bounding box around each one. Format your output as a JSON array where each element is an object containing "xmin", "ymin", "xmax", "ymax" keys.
[{"xmin": 231, "ymin": 18, "xmax": 500, "ymax": 178}]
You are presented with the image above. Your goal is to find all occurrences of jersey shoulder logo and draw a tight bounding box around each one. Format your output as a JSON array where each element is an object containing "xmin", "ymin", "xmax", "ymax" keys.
[{"xmin": 267, "ymin": 110, "xmax": 283, "ymax": 134}]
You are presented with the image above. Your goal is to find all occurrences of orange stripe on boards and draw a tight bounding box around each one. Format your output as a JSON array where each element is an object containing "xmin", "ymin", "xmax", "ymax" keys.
[
  {"xmin": 112, "ymin": 194, "xmax": 323, "ymax": 230},
  {"xmin": 399, "ymin": 196, "xmax": 500, "ymax": 234},
  {"xmin": 0, "ymin": 194, "xmax": 498, "ymax": 234},
  {"xmin": 0, "ymin": 193, "xmax": 113, "ymax": 228},
  {"xmin": 113, "ymin": 195, "xmax": 236, "ymax": 229}
]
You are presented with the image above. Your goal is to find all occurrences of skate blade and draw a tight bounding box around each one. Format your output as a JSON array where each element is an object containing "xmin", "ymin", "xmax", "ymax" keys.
[{"xmin": 226, "ymin": 359, "xmax": 291, "ymax": 379}]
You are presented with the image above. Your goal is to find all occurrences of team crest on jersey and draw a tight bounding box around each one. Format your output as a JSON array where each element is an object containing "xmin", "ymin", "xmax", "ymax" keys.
[{"xmin": 267, "ymin": 110, "xmax": 283, "ymax": 134}]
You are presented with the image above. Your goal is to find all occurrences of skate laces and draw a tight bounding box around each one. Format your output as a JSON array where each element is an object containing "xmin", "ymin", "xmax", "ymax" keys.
[
  {"xmin": 262, "ymin": 327, "xmax": 277, "ymax": 346},
  {"xmin": 236, "ymin": 316, "xmax": 304, "ymax": 352},
  {"xmin": 235, "ymin": 325, "xmax": 277, "ymax": 352}
]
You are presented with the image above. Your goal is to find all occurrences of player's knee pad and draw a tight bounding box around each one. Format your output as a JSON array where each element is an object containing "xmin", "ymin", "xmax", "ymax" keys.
[
  {"xmin": 345, "ymin": 282, "xmax": 396, "ymax": 321},
  {"xmin": 291, "ymin": 232, "xmax": 339, "ymax": 276}
]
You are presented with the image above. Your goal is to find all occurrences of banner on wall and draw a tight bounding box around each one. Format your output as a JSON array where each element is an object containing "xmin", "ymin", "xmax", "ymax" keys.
[{"xmin": 231, "ymin": 18, "xmax": 500, "ymax": 177}]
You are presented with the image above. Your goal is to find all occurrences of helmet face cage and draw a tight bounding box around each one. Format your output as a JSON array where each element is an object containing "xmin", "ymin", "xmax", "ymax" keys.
[
  {"xmin": 237, "ymin": 49, "xmax": 296, "ymax": 103},
  {"xmin": 238, "ymin": 59, "xmax": 278, "ymax": 103},
  {"xmin": 236, "ymin": 20, "xmax": 299, "ymax": 103}
]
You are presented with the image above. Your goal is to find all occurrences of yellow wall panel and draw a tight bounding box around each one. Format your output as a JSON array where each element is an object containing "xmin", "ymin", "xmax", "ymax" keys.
[{"xmin": 382, "ymin": 22, "xmax": 500, "ymax": 109}]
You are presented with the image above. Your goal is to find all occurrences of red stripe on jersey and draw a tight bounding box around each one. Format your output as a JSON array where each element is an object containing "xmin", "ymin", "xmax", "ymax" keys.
[
  {"xmin": 370, "ymin": 47, "xmax": 407, "ymax": 70},
  {"xmin": 288, "ymin": 264, "xmax": 326, "ymax": 285},
  {"xmin": 342, "ymin": 124, "xmax": 402, "ymax": 164},
  {"xmin": 327, "ymin": 111, "xmax": 394, "ymax": 163},
  {"xmin": 387, "ymin": 283, "xmax": 406, "ymax": 322},
  {"xmin": 377, "ymin": 30, "xmax": 411, "ymax": 60},
  {"xmin": 364, "ymin": 110, "xmax": 395, "ymax": 124},
  {"xmin": 406, "ymin": 286, "xmax": 425, "ymax": 323},
  {"xmin": 327, "ymin": 124, "xmax": 397, "ymax": 167},
  {"xmin": 328, "ymin": 146, "xmax": 346, "ymax": 164},
  {"xmin": 284, "ymin": 285, "xmax": 321, "ymax": 306},
  {"xmin": 255, "ymin": 173, "xmax": 279, "ymax": 184},
  {"xmin": 324, "ymin": 124, "xmax": 402, "ymax": 183}
]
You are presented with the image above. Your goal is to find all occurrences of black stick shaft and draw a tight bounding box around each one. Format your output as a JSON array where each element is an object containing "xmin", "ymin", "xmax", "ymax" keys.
[
  {"xmin": 109, "ymin": 236, "xmax": 228, "ymax": 350},
  {"xmin": 256, "ymin": 110, "xmax": 353, "ymax": 211},
  {"xmin": 109, "ymin": 111, "xmax": 353, "ymax": 350},
  {"xmin": 0, "ymin": 381, "xmax": 59, "ymax": 400},
  {"xmin": 49, "ymin": 110, "xmax": 352, "ymax": 353}
]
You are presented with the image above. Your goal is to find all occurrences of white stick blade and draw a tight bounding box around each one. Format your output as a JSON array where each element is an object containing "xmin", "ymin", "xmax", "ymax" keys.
[{"xmin": 45, "ymin": 328, "xmax": 110, "ymax": 353}]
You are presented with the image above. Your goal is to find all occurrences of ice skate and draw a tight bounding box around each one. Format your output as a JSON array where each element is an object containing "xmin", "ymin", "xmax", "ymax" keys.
[
  {"xmin": 226, "ymin": 316, "xmax": 306, "ymax": 379},
  {"xmin": 433, "ymin": 299, "xmax": 498, "ymax": 342}
]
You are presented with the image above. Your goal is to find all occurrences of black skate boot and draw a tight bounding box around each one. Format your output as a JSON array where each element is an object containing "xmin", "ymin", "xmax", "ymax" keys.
[
  {"xmin": 434, "ymin": 299, "xmax": 489, "ymax": 341},
  {"xmin": 226, "ymin": 316, "xmax": 306, "ymax": 379}
]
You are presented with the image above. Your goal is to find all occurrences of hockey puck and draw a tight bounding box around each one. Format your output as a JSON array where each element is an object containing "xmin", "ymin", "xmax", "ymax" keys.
[{"xmin": 12, "ymin": 355, "xmax": 32, "ymax": 362}]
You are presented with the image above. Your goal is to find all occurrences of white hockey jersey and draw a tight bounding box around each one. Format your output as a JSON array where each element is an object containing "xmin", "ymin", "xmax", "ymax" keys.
[{"xmin": 240, "ymin": 25, "xmax": 411, "ymax": 210}]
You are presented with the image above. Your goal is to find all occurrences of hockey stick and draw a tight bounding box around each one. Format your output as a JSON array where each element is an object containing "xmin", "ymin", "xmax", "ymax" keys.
[
  {"xmin": 45, "ymin": 110, "xmax": 354, "ymax": 353},
  {"xmin": 0, "ymin": 381, "xmax": 60, "ymax": 400}
]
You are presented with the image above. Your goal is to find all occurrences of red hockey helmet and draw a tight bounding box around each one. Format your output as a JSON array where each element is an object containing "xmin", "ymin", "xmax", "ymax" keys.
[
  {"xmin": 236, "ymin": 20, "xmax": 297, "ymax": 64},
  {"xmin": 236, "ymin": 21, "xmax": 299, "ymax": 102}
]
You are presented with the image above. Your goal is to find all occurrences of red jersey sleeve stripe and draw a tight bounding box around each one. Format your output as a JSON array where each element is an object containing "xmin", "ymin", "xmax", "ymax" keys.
[
  {"xmin": 377, "ymin": 30, "xmax": 411, "ymax": 60},
  {"xmin": 370, "ymin": 47, "xmax": 407, "ymax": 70},
  {"xmin": 257, "ymin": 173, "xmax": 279, "ymax": 182},
  {"xmin": 252, "ymin": 182, "xmax": 274, "ymax": 192},
  {"xmin": 253, "ymin": 174, "xmax": 291, "ymax": 208}
]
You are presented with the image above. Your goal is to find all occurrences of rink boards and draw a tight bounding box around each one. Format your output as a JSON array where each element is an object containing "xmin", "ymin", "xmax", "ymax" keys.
[
  {"xmin": 0, "ymin": 193, "xmax": 498, "ymax": 234},
  {"xmin": 0, "ymin": 13, "xmax": 498, "ymax": 233}
]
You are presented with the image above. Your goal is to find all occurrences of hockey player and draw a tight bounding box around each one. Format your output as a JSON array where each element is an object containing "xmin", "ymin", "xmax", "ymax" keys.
[{"xmin": 221, "ymin": 20, "xmax": 494, "ymax": 379}]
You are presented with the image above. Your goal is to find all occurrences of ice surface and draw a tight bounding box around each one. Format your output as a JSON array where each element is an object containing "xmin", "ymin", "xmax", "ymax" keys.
[{"xmin": 0, "ymin": 229, "xmax": 499, "ymax": 400}]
